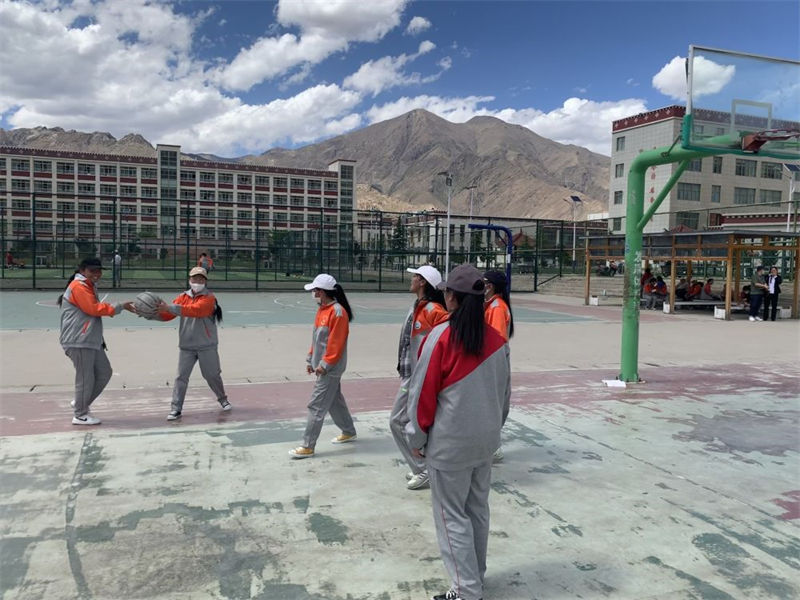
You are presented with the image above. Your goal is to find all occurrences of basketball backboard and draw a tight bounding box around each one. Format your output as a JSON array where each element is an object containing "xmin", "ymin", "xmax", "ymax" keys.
[{"xmin": 683, "ymin": 45, "xmax": 800, "ymax": 160}]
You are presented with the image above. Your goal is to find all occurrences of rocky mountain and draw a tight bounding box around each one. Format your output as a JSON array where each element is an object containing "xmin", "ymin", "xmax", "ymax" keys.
[
  {"xmin": 1, "ymin": 110, "xmax": 609, "ymax": 219},
  {"xmin": 247, "ymin": 110, "xmax": 608, "ymax": 220}
]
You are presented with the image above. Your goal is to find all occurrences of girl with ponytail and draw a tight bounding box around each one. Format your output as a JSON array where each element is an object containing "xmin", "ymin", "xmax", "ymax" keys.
[{"xmin": 290, "ymin": 274, "xmax": 357, "ymax": 459}]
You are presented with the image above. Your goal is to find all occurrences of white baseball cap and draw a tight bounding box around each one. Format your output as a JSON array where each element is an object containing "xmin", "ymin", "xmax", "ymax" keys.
[
  {"xmin": 407, "ymin": 265, "xmax": 442, "ymax": 288},
  {"xmin": 304, "ymin": 273, "xmax": 337, "ymax": 291}
]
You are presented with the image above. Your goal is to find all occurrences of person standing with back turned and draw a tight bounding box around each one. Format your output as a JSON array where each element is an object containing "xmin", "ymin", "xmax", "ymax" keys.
[
  {"xmin": 390, "ymin": 265, "xmax": 448, "ymax": 490},
  {"xmin": 763, "ymin": 266, "xmax": 782, "ymax": 321},
  {"xmin": 407, "ymin": 264, "xmax": 511, "ymax": 600},
  {"xmin": 289, "ymin": 274, "xmax": 357, "ymax": 459},
  {"xmin": 58, "ymin": 257, "xmax": 135, "ymax": 425},
  {"xmin": 748, "ymin": 265, "xmax": 767, "ymax": 321}
]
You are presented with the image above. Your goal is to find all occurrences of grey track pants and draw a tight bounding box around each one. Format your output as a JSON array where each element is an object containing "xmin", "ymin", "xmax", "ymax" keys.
[
  {"xmin": 65, "ymin": 347, "xmax": 112, "ymax": 417},
  {"xmin": 171, "ymin": 347, "xmax": 227, "ymax": 412},
  {"xmin": 389, "ymin": 376, "xmax": 426, "ymax": 474},
  {"xmin": 429, "ymin": 461, "xmax": 493, "ymax": 600},
  {"xmin": 302, "ymin": 373, "xmax": 356, "ymax": 449}
]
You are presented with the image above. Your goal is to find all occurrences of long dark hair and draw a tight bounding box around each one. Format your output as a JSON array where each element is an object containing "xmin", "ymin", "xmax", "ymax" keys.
[
  {"xmin": 422, "ymin": 281, "xmax": 446, "ymax": 307},
  {"xmin": 488, "ymin": 275, "xmax": 514, "ymax": 338},
  {"xmin": 448, "ymin": 291, "xmax": 485, "ymax": 355},
  {"xmin": 57, "ymin": 270, "xmax": 80, "ymax": 307},
  {"xmin": 323, "ymin": 284, "xmax": 354, "ymax": 321},
  {"xmin": 213, "ymin": 300, "xmax": 223, "ymax": 322}
]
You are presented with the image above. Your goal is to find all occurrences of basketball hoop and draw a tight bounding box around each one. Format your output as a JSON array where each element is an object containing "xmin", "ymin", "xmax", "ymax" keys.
[{"xmin": 741, "ymin": 129, "xmax": 800, "ymax": 152}]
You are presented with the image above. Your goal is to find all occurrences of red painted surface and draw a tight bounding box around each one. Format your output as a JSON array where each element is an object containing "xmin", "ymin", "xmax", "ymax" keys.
[{"xmin": 773, "ymin": 490, "xmax": 800, "ymax": 520}]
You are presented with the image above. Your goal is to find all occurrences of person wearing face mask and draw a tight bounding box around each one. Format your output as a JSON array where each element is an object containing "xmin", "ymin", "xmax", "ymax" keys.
[
  {"xmin": 155, "ymin": 267, "xmax": 230, "ymax": 421},
  {"xmin": 289, "ymin": 274, "xmax": 357, "ymax": 459},
  {"xmin": 58, "ymin": 257, "xmax": 136, "ymax": 425},
  {"xmin": 482, "ymin": 270, "xmax": 514, "ymax": 463},
  {"xmin": 391, "ymin": 265, "xmax": 448, "ymax": 490}
]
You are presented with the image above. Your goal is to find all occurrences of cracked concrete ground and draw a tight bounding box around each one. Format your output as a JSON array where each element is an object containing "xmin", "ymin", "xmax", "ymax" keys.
[{"xmin": 1, "ymin": 291, "xmax": 798, "ymax": 599}]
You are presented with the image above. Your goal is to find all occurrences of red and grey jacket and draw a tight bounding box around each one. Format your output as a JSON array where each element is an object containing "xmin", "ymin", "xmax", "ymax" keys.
[
  {"xmin": 307, "ymin": 301, "xmax": 349, "ymax": 377},
  {"xmin": 406, "ymin": 322, "xmax": 510, "ymax": 470},
  {"xmin": 59, "ymin": 274, "xmax": 122, "ymax": 350},
  {"xmin": 398, "ymin": 300, "xmax": 449, "ymax": 377},
  {"xmin": 160, "ymin": 289, "xmax": 219, "ymax": 350}
]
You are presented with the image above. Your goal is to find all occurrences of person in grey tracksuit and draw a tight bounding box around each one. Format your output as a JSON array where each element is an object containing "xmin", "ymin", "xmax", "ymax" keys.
[
  {"xmin": 390, "ymin": 265, "xmax": 448, "ymax": 490},
  {"xmin": 406, "ymin": 265, "xmax": 511, "ymax": 600},
  {"xmin": 156, "ymin": 266, "xmax": 230, "ymax": 420},
  {"xmin": 58, "ymin": 257, "xmax": 134, "ymax": 425}
]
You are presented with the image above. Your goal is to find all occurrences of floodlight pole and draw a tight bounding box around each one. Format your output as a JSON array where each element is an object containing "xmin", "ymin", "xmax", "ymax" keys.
[
  {"xmin": 620, "ymin": 142, "xmax": 715, "ymax": 383},
  {"xmin": 438, "ymin": 172, "xmax": 453, "ymax": 278},
  {"xmin": 784, "ymin": 164, "xmax": 797, "ymax": 233}
]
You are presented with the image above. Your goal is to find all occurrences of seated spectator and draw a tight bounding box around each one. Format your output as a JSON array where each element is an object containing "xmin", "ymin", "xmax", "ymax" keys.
[
  {"xmin": 654, "ymin": 276, "xmax": 668, "ymax": 300},
  {"xmin": 608, "ymin": 260, "xmax": 617, "ymax": 276},
  {"xmin": 675, "ymin": 278, "xmax": 689, "ymax": 300},
  {"xmin": 686, "ymin": 280, "xmax": 703, "ymax": 300},
  {"xmin": 640, "ymin": 267, "xmax": 653, "ymax": 296},
  {"xmin": 740, "ymin": 285, "xmax": 751, "ymax": 305},
  {"xmin": 643, "ymin": 277, "xmax": 660, "ymax": 309},
  {"xmin": 700, "ymin": 278, "xmax": 720, "ymax": 301}
]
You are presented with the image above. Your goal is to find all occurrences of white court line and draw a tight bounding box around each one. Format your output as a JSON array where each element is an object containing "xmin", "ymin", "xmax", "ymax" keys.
[
  {"xmin": 227, "ymin": 310, "xmax": 274, "ymax": 314},
  {"xmin": 36, "ymin": 300, "xmax": 60, "ymax": 307}
]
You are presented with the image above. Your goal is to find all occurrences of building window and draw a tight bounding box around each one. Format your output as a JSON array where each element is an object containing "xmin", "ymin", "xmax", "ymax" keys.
[
  {"xmin": 759, "ymin": 189, "xmax": 781, "ymax": 205},
  {"xmin": 255, "ymin": 194, "xmax": 269, "ymax": 204},
  {"xmin": 78, "ymin": 223, "xmax": 95, "ymax": 235},
  {"xmin": 200, "ymin": 227, "xmax": 215, "ymax": 239},
  {"xmin": 141, "ymin": 168, "xmax": 157, "ymax": 179},
  {"xmin": 611, "ymin": 218, "xmax": 622, "ymax": 231},
  {"xmin": 612, "ymin": 191, "xmax": 623, "ymax": 205},
  {"xmin": 686, "ymin": 158, "xmax": 702, "ymax": 172},
  {"xmin": 733, "ymin": 187, "xmax": 756, "ymax": 205},
  {"xmin": 615, "ymin": 137, "xmax": 626, "ymax": 152},
  {"xmin": 57, "ymin": 201, "xmax": 74, "ymax": 212},
  {"xmin": 34, "ymin": 200, "xmax": 52, "ymax": 210},
  {"xmin": 307, "ymin": 179, "xmax": 321, "ymax": 191},
  {"xmin": 274, "ymin": 177, "xmax": 287, "ymax": 188},
  {"xmin": 11, "ymin": 159, "xmax": 29, "ymax": 171},
  {"xmin": 711, "ymin": 185, "xmax": 721, "ymax": 203},
  {"xmin": 218, "ymin": 173, "xmax": 233, "ymax": 185},
  {"xmin": 120, "ymin": 185, "xmax": 137, "ymax": 197},
  {"xmin": 34, "ymin": 180, "xmax": 52, "ymax": 193},
  {"xmin": 274, "ymin": 194, "xmax": 287, "ymax": 206},
  {"xmin": 181, "ymin": 189, "xmax": 196, "ymax": 200},
  {"xmin": 291, "ymin": 178, "xmax": 304, "ymax": 189},
  {"xmin": 307, "ymin": 197, "xmax": 321, "ymax": 208},
  {"xmin": 199, "ymin": 171, "xmax": 215, "ymax": 183},
  {"xmin": 78, "ymin": 183, "xmax": 95, "ymax": 195},
  {"xmin": 12, "ymin": 179, "xmax": 30, "ymax": 191},
  {"xmin": 180, "ymin": 170, "xmax": 196, "ymax": 182},
  {"xmin": 274, "ymin": 212, "xmax": 287, "ymax": 223},
  {"xmin": 237, "ymin": 210, "xmax": 251, "ymax": 219},
  {"xmin": 78, "ymin": 202, "xmax": 94, "ymax": 213},
  {"xmin": 99, "ymin": 223, "xmax": 115, "ymax": 235},
  {"xmin": 237, "ymin": 192, "xmax": 251, "ymax": 202},
  {"xmin": 291, "ymin": 195, "xmax": 305, "ymax": 207},
  {"xmin": 200, "ymin": 208, "xmax": 215, "ymax": 218},
  {"xmin": 761, "ymin": 162, "xmax": 783, "ymax": 180},
  {"xmin": 677, "ymin": 182, "xmax": 701, "ymax": 201},
  {"xmin": 100, "ymin": 184, "xmax": 117, "ymax": 196},
  {"xmin": 57, "ymin": 182, "xmax": 75, "ymax": 194},
  {"xmin": 255, "ymin": 175, "xmax": 270, "ymax": 186},
  {"xmin": 199, "ymin": 190, "xmax": 216, "ymax": 202},
  {"xmin": 712, "ymin": 156, "xmax": 723, "ymax": 174},
  {"xmin": 13, "ymin": 220, "xmax": 31, "ymax": 234},
  {"xmin": 237, "ymin": 174, "xmax": 251, "ymax": 185},
  {"xmin": 141, "ymin": 187, "xmax": 157, "ymax": 198},
  {"xmin": 735, "ymin": 159, "xmax": 757, "ymax": 177},
  {"xmin": 237, "ymin": 229, "xmax": 251, "ymax": 240},
  {"xmin": 161, "ymin": 205, "xmax": 177, "ymax": 217},
  {"xmin": 120, "ymin": 166, "xmax": 137, "ymax": 178},
  {"xmin": 34, "ymin": 160, "xmax": 52, "ymax": 173},
  {"xmin": 218, "ymin": 191, "xmax": 232, "ymax": 203},
  {"xmin": 12, "ymin": 198, "xmax": 30, "ymax": 209},
  {"xmin": 121, "ymin": 204, "xmax": 136, "ymax": 214},
  {"xmin": 160, "ymin": 150, "xmax": 177, "ymax": 167},
  {"xmin": 99, "ymin": 203, "xmax": 114, "ymax": 214},
  {"xmin": 57, "ymin": 162, "xmax": 75, "ymax": 175},
  {"xmin": 614, "ymin": 164, "xmax": 624, "ymax": 178},
  {"xmin": 218, "ymin": 209, "xmax": 233, "ymax": 219},
  {"xmin": 100, "ymin": 165, "xmax": 117, "ymax": 177},
  {"xmin": 324, "ymin": 181, "xmax": 338, "ymax": 192},
  {"xmin": 676, "ymin": 211, "xmax": 699, "ymax": 229}
]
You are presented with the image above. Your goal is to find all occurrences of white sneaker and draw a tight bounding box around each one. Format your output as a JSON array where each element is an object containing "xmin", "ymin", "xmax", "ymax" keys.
[
  {"xmin": 405, "ymin": 471, "xmax": 414, "ymax": 481},
  {"xmin": 755, "ymin": 317, "xmax": 763, "ymax": 321},
  {"xmin": 749, "ymin": 316, "xmax": 756, "ymax": 321},
  {"xmin": 407, "ymin": 471, "xmax": 430, "ymax": 490},
  {"xmin": 72, "ymin": 414, "xmax": 101, "ymax": 425},
  {"xmin": 493, "ymin": 447, "xmax": 504, "ymax": 462},
  {"xmin": 70, "ymin": 400, "xmax": 75, "ymax": 408}
]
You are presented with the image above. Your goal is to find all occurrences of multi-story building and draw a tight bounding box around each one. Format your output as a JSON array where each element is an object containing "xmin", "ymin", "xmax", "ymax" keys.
[
  {"xmin": 609, "ymin": 105, "xmax": 799, "ymax": 234},
  {"xmin": 0, "ymin": 143, "xmax": 355, "ymax": 249}
]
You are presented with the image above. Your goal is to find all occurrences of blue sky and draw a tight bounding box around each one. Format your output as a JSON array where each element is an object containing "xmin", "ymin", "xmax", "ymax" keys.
[{"xmin": 0, "ymin": 0, "xmax": 797, "ymax": 157}]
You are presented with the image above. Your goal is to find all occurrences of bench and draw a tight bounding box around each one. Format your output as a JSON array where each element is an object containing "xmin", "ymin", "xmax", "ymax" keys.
[{"xmin": 671, "ymin": 300, "xmax": 719, "ymax": 310}]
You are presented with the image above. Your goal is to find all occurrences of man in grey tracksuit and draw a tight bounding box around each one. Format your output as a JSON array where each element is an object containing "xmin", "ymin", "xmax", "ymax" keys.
[{"xmin": 406, "ymin": 317, "xmax": 510, "ymax": 600}]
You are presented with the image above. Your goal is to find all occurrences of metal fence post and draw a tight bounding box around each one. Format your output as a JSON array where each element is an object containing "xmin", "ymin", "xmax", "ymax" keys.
[{"xmin": 31, "ymin": 192, "xmax": 37, "ymax": 289}]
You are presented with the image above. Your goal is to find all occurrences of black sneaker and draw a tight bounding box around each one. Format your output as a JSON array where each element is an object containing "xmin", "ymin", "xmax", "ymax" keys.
[
  {"xmin": 432, "ymin": 591, "xmax": 462, "ymax": 600},
  {"xmin": 219, "ymin": 400, "xmax": 232, "ymax": 411},
  {"xmin": 167, "ymin": 411, "xmax": 181, "ymax": 421}
]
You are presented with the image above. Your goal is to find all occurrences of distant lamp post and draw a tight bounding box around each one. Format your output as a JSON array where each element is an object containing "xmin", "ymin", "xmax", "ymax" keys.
[
  {"xmin": 783, "ymin": 163, "xmax": 799, "ymax": 233},
  {"xmin": 438, "ymin": 171, "xmax": 453, "ymax": 277},
  {"xmin": 563, "ymin": 195, "xmax": 582, "ymax": 271},
  {"xmin": 463, "ymin": 183, "xmax": 478, "ymax": 220}
]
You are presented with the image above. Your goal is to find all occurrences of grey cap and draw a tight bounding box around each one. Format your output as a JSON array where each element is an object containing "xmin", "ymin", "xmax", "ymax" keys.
[{"xmin": 438, "ymin": 264, "xmax": 485, "ymax": 295}]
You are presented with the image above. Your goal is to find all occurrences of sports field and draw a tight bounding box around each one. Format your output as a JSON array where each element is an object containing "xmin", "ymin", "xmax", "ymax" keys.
[{"xmin": 1, "ymin": 290, "xmax": 798, "ymax": 599}]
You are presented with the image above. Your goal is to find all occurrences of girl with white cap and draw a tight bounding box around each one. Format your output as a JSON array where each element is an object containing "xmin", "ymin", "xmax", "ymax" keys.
[
  {"xmin": 290, "ymin": 274, "xmax": 357, "ymax": 458},
  {"xmin": 390, "ymin": 265, "xmax": 448, "ymax": 490},
  {"xmin": 155, "ymin": 266, "xmax": 230, "ymax": 420}
]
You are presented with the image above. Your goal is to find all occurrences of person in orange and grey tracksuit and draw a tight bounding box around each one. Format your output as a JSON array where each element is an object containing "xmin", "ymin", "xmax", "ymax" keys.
[
  {"xmin": 58, "ymin": 257, "xmax": 135, "ymax": 425},
  {"xmin": 483, "ymin": 270, "xmax": 514, "ymax": 463},
  {"xmin": 391, "ymin": 265, "xmax": 449, "ymax": 491},
  {"xmin": 407, "ymin": 265, "xmax": 510, "ymax": 600},
  {"xmin": 289, "ymin": 274, "xmax": 357, "ymax": 459},
  {"xmin": 155, "ymin": 266, "xmax": 230, "ymax": 421}
]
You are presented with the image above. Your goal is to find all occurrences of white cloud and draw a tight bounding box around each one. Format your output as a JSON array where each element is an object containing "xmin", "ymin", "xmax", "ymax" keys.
[
  {"xmin": 652, "ymin": 55, "xmax": 735, "ymax": 101},
  {"xmin": 366, "ymin": 95, "xmax": 648, "ymax": 155},
  {"xmin": 343, "ymin": 41, "xmax": 441, "ymax": 97},
  {"xmin": 405, "ymin": 16, "xmax": 431, "ymax": 35},
  {"xmin": 217, "ymin": 0, "xmax": 408, "ymax": 91}
]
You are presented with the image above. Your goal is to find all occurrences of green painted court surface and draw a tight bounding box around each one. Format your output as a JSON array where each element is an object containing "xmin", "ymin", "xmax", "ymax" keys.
[{"xmin": 0, "ymin": 291, "xmax": 594, "ymax": 330}]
